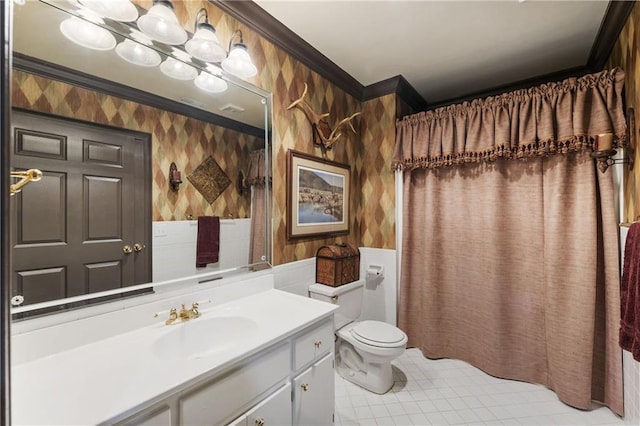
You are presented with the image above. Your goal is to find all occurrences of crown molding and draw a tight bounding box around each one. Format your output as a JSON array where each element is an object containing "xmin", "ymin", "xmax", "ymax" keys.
[
  {"xmin": 211, "ymin": 0, "xmax": 364, "ymax": 100},
  {"xmin": 13, "ymin": 53, "xmax": 265, "ymax": 139},
  {"xmin": 587, "ymin": 0, "xmax": 635, "ymax": 72},
  {"xmin": 213, "ymin": 0, "xmax": 633, "ymax": 112},
  {"xmin": 363, "ymin": 75, "xmax": 427, "ymax": 111}
]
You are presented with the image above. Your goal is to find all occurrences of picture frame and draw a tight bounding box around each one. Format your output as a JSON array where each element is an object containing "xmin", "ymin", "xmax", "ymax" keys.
[{"xmin": 287, "ymin": 150, "xmax": 350, "ymax": 239}]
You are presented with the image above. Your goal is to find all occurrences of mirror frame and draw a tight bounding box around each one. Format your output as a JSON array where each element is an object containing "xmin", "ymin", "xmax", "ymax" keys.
[{"xmin": 2, "ymin": 2, "xmax": 12, "ymax": 423}]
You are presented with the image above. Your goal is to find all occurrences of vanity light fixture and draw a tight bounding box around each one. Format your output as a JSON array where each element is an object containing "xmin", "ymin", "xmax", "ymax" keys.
[
  {"xmin": 137, "ymin": 0, "xmax": 187, "ymax": 45},
  {"xmin": 116, "ymin": 39, "xmax": 162, "ymax": 67},
  {"xmin": 78, "ymin": 0, "xmax": 139, "ymax": 22},
  {"xmin": 221, "ymin": 30, "xmax": 258, "ymax": 78},
  {"xmin": 194, "ymin": 71, "xmax": 228, "ymax": 93},
  {"xmin": 60, "ymin": 16, "xmax": 116, "ymax": 51},
  {"xmin": 160, "ymin": 57, "xmax": 198, "ymax": 80},
  {"xmin": 185, "ymin": 8, "xmax": 227, "ymax": 63}
]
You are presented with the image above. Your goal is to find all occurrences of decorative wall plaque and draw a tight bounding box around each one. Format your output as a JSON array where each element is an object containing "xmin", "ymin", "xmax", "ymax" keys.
[{"xmin": 187, "ymin": 156, "xmax": 231, "ymax": 204}]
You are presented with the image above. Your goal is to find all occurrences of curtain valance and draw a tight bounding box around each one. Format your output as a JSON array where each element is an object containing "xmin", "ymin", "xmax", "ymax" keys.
[{"xmin": 393, "ymin": 68, "xmax": 627, "ymax": 170}]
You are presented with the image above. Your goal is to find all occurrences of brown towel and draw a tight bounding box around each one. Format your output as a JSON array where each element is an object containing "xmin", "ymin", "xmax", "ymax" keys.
[
  {"xmin": 620, "ymin": 222, "xmax": 640, "ymax": 362},
  {"xmin": 196, "ymin": 216, "xmax": 220, "ymax": 268}
]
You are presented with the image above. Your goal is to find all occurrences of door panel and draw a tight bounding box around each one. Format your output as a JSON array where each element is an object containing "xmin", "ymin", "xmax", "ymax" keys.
[
  {"xmin": 85, "ymin": 261, "xmax": 123, "ymax": 293},
  {"xmin": 10, "ymin": 109, "xmax": 151, "ymax": 306},
  {"xmin": 15, "ymin": 267, "xmax": 66, "ymax": 304},
  {"xmin": 16, "ymin": 170, "xmax": 66, "ymax": 244},
  {"xmin": 14, "ymin": 128, "xmax": 66, "ymax": 159},
  {"xmin": 84, "ymin": 175, "xmax": 122, "ymax": 241}
]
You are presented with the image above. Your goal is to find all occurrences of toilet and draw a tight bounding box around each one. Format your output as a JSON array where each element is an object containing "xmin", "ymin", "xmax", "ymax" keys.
[{"xmin": 309, "ymin": 279, "xmax": 407, "ymax": 394}]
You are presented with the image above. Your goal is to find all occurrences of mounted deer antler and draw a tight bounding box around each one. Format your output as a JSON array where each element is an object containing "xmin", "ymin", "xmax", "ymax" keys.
[{"xmin": 287, "ymin": 83, "xmax": 361, "ymax": 152}]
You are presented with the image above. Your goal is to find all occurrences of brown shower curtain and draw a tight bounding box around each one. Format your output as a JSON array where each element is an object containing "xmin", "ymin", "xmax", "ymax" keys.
[
  {"xmin": 247, "ymin": 149, "xmax": 270, "ymax": 265},
  {"xmin": 394, "ymin": 69, "xmax": 626, "ymax": 415}
]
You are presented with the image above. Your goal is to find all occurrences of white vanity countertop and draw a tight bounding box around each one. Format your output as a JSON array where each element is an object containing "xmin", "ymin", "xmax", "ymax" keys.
[{"xmin": 11, "ymin": 289, "xmax": 338, "ymax": 425}]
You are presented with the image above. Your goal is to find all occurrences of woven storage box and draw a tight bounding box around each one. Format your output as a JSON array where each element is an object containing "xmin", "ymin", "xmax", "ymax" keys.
[{"xmin": 315, "ymin": 243, "xmax": 360, "ymax": 287}]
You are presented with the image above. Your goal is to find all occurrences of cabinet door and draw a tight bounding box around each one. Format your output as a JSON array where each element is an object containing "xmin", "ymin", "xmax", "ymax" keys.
[
  {"xmin": 293, "ymin": 353, "xmax": 334, "ymax": 426},
  {"xmin": 245, "ymin": 383, "xmax": 291, "ymax": 426}
]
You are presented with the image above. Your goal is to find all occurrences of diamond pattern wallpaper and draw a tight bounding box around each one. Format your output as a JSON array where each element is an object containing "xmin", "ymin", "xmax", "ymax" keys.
[
  {"xmin": 608, "ymin": 2, "xmax": 640, "ymax": 223},
  {"xmin": 15, "ymin": 0, "xmax": 401, "ymax": 266},
  {"xmin": 12, "ymin": 70, "xmax": 261, "ymax": 222}
]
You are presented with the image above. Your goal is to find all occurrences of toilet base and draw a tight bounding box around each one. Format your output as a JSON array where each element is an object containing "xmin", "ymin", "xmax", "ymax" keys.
[{"xmin": 336, "ymin": 350, "xmax": 394, "ymax": 394}]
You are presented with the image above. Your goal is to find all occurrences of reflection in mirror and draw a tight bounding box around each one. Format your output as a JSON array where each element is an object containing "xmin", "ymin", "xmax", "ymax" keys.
[{"xmin": 10, "ymin": 0, "xmax": 272, "ymax": 316}]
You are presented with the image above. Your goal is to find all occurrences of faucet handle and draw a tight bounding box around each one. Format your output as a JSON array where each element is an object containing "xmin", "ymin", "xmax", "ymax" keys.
[
  {"xmin": 190, "ymin": 302, "xmax": 200, "ymax": 319},
  {"xmin": 165, "ymin": 308, "xmax": 178, "ymax": 325}
]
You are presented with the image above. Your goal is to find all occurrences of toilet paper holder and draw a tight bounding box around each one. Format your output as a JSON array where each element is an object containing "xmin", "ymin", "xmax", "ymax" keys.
[{"xmin": 366, "ymin": 264, "xmax": 384, "ymax": 278}]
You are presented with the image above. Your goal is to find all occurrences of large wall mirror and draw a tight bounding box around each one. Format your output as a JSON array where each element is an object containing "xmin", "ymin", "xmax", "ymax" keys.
[{"xmin": 9, "ymin": 0, "xmax": 272, "ymax": 317}]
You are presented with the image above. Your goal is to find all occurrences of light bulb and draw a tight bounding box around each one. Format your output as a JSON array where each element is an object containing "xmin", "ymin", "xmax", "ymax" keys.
[
  {"xmin": 185, "ymin": 23, "xmax": 226, "ymax": 63},
  {"xmin": 59, "ymin": 17, "xmax": 116, "ymax": 51},
  {"xmin": 116, "ymin": 39, "xmax": 161, "ymax": 67},
  {"xmin": 194, "ymin": 72, "xmax": 228, "ymax": 93},
  {"xmin": 221, "ymin": 43, "xmax": 257, "ymax": 78},
  {"xmin": 137, "ymin": 1, "xmax": 187, "ymax": 45},
  {"xmin": 78, "ymin": 0, "xmax": 138, "ymax": 22},
  {"xmin": 160, "ymin": 57, "xmax": 197, "ymax": 80}
]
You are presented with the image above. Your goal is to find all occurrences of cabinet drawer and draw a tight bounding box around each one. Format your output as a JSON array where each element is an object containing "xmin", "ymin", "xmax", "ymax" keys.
[
  {"xmin": 293, "ymin": 319, "xmax": 333, "ymax": 371},
  {"xmin": 180, "ymin": 343, "xmax": 289, "ymax": 425}
]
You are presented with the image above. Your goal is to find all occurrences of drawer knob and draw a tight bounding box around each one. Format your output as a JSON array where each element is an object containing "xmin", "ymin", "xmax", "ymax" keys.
[
  {"xmin": 331, "ymin": 296, "xmax": 338, "ymax": 303},
  {"xmin": 255, "ymin": 417, "xmax": 265, "ymax": 426},
  {"xmin": 301, "ymin": 383, "xmax": 309, "ymax": 391},
  {"xmin": 314, "ymin": 340, "xmax": 322, "ymax": 348}
]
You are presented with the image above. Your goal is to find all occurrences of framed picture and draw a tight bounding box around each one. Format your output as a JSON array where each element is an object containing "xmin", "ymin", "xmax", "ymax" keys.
[{"xmin": 287, "ymin": 150, "xmax": 350, "ymax": 239}]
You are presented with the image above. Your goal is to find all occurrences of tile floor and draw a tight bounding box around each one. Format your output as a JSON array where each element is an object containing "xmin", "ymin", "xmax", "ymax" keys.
[{"xmin": 334, "ymin": 348, "xmax": 624, "ymax": 426}]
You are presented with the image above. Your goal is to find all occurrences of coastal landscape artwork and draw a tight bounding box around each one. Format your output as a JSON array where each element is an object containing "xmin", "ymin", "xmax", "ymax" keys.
[{"xmin": 287, "ymin": 150, "xmax": 350, "ymax": 239}]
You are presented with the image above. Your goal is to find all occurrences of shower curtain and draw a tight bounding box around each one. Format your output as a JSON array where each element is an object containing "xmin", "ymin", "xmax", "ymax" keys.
[{"xmin": 394, "ymin": 69, "xmax": 626, "ymax": 415}]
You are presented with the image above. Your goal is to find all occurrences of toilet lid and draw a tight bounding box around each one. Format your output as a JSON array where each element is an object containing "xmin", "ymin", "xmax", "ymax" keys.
[{"xmin": 351, "ymin": 321, "xmax": 406, "ymax": 346}]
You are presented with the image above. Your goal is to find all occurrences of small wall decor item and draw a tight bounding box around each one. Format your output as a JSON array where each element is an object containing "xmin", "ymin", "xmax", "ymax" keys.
[
  {"xmin": 169, "ymin": 162, "xmax": 182, "ymax": 191},
  {"xmin": 591, "ymin": 107, "xmax": 635, "ymax": 173},
  {"xmin": 187, "ymin": 155, "xmax": 231, "ymax": 204},
  {"xmin": 287, "ymin": 83, "xmax": 361, "ymax": 154},
  {"xmin": 287, "ymin": 150, "xmax": 350, "ymax": 239}
]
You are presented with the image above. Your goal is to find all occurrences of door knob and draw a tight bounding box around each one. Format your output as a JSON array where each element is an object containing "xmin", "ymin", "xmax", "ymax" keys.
[
  {"xmin": 123, "ymin": 245, "xmax": 133, "ymax": 254},
  {"xmin": 133, "ymin": 243, "xmax": 144, "ymax": 252}
]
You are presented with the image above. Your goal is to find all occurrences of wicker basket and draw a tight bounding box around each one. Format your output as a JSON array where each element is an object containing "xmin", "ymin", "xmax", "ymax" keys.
[{"xmin": 315, "ymin": 243, "xmax": 360, "ymax": 286}]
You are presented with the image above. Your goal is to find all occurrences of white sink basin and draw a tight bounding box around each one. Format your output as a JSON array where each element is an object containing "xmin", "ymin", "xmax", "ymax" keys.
[{"xmin": 153, "ymin": 316, "xmax": 259, "ymax": 361}]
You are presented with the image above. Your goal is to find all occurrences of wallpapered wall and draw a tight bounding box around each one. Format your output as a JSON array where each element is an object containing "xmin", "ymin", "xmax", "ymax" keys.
[
  {"xmin": 357, "ymin": 94, "xmax": 398, "ymax": 248},
  {"xmin": 11, "ymin": 70, "xmax": 261, "ymax": 222},
  {"xmin": 25, "ymin": 0, "xmax": 399, "ymax": 265},
  {"xmin": 170, "ymin": 0, "xmax": 400, "ymax": 264},
  {"xmin": 608, "ymin": 1, "xmax": 640, "ymax": 223}
]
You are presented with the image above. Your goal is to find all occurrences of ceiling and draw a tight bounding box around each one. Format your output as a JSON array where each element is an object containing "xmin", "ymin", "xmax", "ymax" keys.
[{"xmin": 252, "ymin": 0, "xmax": 615, "ymax": 106}]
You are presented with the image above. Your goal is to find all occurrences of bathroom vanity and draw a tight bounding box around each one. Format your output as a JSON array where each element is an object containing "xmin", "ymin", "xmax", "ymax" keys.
[{"xmin": 11, "ymin": 281, "xmax": 338, "ymax": 425}]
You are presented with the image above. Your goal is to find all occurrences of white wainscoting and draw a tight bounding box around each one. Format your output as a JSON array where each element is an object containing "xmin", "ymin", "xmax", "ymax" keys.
[
  {"xmin": 152, "ymin": 219, "xmax": 251, "ymax": 282},
  {"xmin": 272, "ymin": 248, "xmax": 398, "ymax": 326}
]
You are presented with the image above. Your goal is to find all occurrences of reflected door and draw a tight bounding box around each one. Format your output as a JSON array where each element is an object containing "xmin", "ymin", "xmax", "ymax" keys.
[{"xmin": 10, "ymin": 109, "xmax": 151, "ymax": 307}]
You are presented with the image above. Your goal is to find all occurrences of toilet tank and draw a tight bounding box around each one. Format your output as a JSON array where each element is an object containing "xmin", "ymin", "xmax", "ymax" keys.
[{"xmin": 309, "ymin": 279, "xmax": 364, "ymax": 329}]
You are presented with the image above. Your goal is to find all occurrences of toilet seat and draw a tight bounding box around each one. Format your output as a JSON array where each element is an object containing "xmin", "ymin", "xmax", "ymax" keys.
[{"xmin": 350, "ymin": 321, "xmax": 407, "ymax": 348}]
